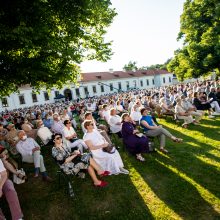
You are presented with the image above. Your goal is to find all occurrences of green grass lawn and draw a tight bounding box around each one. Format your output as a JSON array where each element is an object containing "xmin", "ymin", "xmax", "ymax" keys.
[{"xmin": 2, "ymin": 117, "xmax": 220, "ymax": 220}]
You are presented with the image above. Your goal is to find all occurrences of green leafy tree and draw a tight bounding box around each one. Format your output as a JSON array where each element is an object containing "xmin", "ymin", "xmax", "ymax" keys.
[
  {"xmin": 123, "ymin": 61, "xmax": 138, "ymax": 71},
  {"xmin": 0, "ymin": 0, "xmax": 116, "ymax": 97},
  {"xmin": 140, "ymin": 58, "xmax": 171, "ymax": 71},
  {"xmin": 168, "ymin": 0, "xmax": 220, "ymax": 80}
]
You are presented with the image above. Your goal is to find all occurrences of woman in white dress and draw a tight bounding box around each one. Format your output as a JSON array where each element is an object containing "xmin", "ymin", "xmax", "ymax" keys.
[{"xmin": 83, "ymin": 120, "xmax": 129, "ymax": 175}]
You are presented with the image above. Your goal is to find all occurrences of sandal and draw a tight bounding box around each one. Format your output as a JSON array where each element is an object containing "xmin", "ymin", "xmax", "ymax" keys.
[
  {"xmin": 17, "ymin": 173, "xmax": 27, "ymax": 180},
  {"xmin": 182, "ymin": 124, "xmax": 188, "ymax": 128},
  {"xmin": 136, "ymin": 155, "xmax": 145, "ymax": 162},
  {"xmin": 160, "ymin": 148, "xmax": 169, "ymax": 154},
  {"xmin": 172, "ymin": 137, "xmax": 183, "ymax": 143},
  {"xmin": 99, "ymin": 171, "xmax": 110, "ymax": 177}
]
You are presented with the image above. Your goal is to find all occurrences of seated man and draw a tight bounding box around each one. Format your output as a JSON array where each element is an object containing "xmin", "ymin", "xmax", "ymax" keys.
[
  {"xmin": 109, "ymin": 108, "xmax": 122, "ymax": 137},
  {"xmin": 181, "ymin": 95, "xmax": 203, "ymax": 123},
  {"xmin": 0, "ymin": 123, "xmax": 8, "ymax": 141},
  {"xmin": 0, "ymin": 159, "xmax": 24, "ymax": 220},
  {"xmin": 16, "ymin": 130, "xmax": 52, "ymax": 182},
  {"xmin": 37, "ymin": 120, "xmax": 53, "ymax": 145},
  {"xmin": 5, "ymin": 124, "xmax": 19, "ymax": 155}
]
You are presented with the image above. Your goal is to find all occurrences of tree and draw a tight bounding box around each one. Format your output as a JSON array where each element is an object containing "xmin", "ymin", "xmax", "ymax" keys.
[
  {"xmin": 0, "ymin": 0, "xmax": 116, "ymax": 97},
  {"xmin": 140, "ymin": 58, "xmax": 171, "ymax": 71},
  {"xmin": 168, "ymin": 0, "xmax": 220, "ymax": 80},
  {"xmin": 123, "ymin": 61, "xmax": 138, "ymax": 71}
]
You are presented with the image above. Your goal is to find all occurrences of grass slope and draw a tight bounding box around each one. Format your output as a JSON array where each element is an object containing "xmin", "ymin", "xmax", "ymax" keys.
[{"xmin": 2, "ymin": 117, "xmax": 220, "ymax": 220}]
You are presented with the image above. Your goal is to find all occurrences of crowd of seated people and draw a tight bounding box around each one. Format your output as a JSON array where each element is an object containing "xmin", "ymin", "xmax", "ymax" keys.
[{"xmin": 0, "ymin": 79, "xmax": 219, "ymax": 218}]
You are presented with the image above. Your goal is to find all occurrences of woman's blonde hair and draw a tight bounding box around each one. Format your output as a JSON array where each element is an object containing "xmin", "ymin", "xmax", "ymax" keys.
[
  {"xmin": 121, "ymin": 113, "xmax": 129, "ymax": 122},
  {"xmin": 84, "ymin": 120, "xmax": 93, "ymax": 129}
]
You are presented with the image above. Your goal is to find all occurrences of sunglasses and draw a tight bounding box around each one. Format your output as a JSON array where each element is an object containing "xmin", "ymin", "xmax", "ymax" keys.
[
  {"xmin": 90, "ymin": 123, "xmax": 94, "ymax": 126},
  {"xmin": 66, "ymin": 122, "xmax": 71, "ymax": 124},
  {"xmin": 55, "ymin": 137, "xmax": 62, "ymax": 140}
]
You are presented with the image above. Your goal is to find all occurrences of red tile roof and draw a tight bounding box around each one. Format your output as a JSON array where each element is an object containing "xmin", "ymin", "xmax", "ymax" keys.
[{"xmin": 80, "ymin": 69, "xmax": 170, "ymax": 82}]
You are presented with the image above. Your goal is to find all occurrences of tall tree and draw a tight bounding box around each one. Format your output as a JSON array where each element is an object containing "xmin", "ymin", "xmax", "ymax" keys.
[
  {"xmin": 123, "ymin": 61, "xmax": 138, "ymax": 71},
  {"xmin": 0, "ymin": 0, "xmax": 116, "ymax": 97},
  {"xmin": 168, "ymin": 0, "xmax": 220, "ymax": 80}
]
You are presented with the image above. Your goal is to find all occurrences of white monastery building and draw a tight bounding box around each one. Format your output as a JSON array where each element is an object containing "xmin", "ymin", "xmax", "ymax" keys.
[{"xmin": 0, "ymin": 69, "xmax": 173, "ymax": 111}]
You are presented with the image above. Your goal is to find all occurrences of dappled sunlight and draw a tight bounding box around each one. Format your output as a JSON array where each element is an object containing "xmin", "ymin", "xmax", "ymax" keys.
[
  {"xmin": 208, "ymin": 150, "xmax": 220, "ymax": 159},
  {"xmin": 160, "ymin": 120, "xmax": 220, "ymax": 149},
  {"xmin": 128, "ymin": 163, "xmax": 182, "ymax": 220},
  {"xmin": 196, "ymin": 155, "xmax": 220, "ymax": 170},
  {"xmin": 199, "ymin": 124, "xmax": 219, "ymax": 129},
  {"xmin": 155, "ymin": 159, "xmax": 220, "ymax": 213}
]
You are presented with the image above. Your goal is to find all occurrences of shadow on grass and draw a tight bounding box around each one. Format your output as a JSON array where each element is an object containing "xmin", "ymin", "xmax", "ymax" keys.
[
  {"xmin": 10, "ymin": 151, "xmax": 154, "ymax": 220},
  {"xmin": 128, "ymin": 154, "xmax": 220, "ymax": 220},
  {"xmin": 157, "ymin": 124, "xmax": 220, "ymax": 200}
]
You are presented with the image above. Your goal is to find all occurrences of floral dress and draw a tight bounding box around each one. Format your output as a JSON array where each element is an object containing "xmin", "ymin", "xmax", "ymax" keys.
[{"xmin": 52, "ymin": 146, "xmax": 92, "ymax": 176}]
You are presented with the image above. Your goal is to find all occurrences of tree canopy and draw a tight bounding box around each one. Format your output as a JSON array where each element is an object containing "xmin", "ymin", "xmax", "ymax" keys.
[
  {"xmin": 122, "ymin": 61, "xmax": 138, "ymax": 71},
  {"xmin": 0, "ymin": 0, "xmax": 116, "ymax": 97},
  {"xmin": 123, "ymin": 59, "xmax": 170, "ymax": 72},
  {"xmin": 168, "ymin": 0, "xmax": 220, "ymax": 80}
]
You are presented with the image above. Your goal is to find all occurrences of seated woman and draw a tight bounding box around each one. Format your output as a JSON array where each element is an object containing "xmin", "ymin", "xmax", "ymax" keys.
[
  {"xmin": 52, "ymin": 133, "xmax": 108, "ymax": 187},
  {"xmin": 83, "ymin": 120, "xmax": 129, "ymax": 175},
  {"xmin": 121, "ymin": 113, "xmax": 149, "ymax": 162},
  {"xmin": 193, "ymin": 92, "xmax": 215, "ymax": 118},
  {"xmin": 140, "ymin": 108, "xmax": 183, "ymax": 153},
  {"xmin": 159, "ymin": 97, "xmax": 175, "ymax": 117},
  {"xmin": 175, "ymin": 98, "xmax": 197, "ymax": 128},
  {"xmin": 81, "ymin": 112, "xmax": 111, "ymax": 144},
  {"xmin": 21, "ymin": 118, "xmax": 37, "ymax": 139},
  {"xmin": 63, "ymin": 120, "xmax": 87, "ymax": 153},
  {"xmin": 0, "ymin": 159, "xmax": 24, "ymax": 220}
]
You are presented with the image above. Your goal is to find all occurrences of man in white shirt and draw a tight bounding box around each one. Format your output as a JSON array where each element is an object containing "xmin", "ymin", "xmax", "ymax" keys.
[
  {"xmin": 130, "ymin": 105, "xmax": 142, "ymax": 124},
  {"xmin": 16, "ymin": 130, "xmax": 52, "ymax": 182},
  {"xmin": 102, "ymin": 104, "xmax": 110, "ymax": 123},
  {"xmin": 109, "ymin": 109, "xmax": 122, "ymax": 137},
  {"xmin": 37, "ymin": 120, "xmax": 53, "ymax": 145},
  {"xmin": 0, "ymin": 159, "xmax": 23, "ymax": 220}
]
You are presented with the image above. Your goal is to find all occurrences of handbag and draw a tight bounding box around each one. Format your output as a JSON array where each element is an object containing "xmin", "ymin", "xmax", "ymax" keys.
[
  {"xmin": 69, "ymin": 138, "xmax": 79, "ymax": 143},
  {"xmin": 13, "ymin": 169, "xmax": 26, "ymax": 184},
  {"xmin": 103, "ymin": 144, "xmax": 116, "ymax": 154}
]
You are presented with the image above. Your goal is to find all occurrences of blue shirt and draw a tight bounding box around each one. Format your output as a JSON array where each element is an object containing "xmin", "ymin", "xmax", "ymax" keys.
[{"xmin": 140, "ymin": 115, "xmax": 154, "ymax": 132}]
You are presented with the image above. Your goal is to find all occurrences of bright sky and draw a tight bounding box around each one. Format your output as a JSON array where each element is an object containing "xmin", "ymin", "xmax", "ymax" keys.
[{"xmin": 80, "ymin": 0, "xmax": 185, "ymax": 72}]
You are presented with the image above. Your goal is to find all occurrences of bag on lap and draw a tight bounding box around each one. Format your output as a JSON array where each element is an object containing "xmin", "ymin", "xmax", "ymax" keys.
[{"xmin": 103, "ymin": 144, "xmax": 116, "ymax": 154}]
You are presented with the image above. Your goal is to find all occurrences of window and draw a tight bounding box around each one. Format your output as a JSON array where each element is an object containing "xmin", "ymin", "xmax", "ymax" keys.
[
  {"xmin": 75, "ymin": 88, "xmax": 80, "ymax": 96},
  {"xmin": 163, "ymin": 77, "xmax": 166, "ymax": 84},
  {"xmin": 84, "ymin": 87, "xmax": 88, "ymax": 95},
  {"xmin": 133, "ymin": 80, "xmax": 137, "ymax": 88},
  {"xmin": 169, "ymin": 77, "xmax": 172, "ymax": 83},
  {"xmin": 55, "ymin": 91, "xmax": 59, "ymax": 97},
  {"xmin": 146, "ymin": 79, "xmax": 149, "ymax": 86},
  {"xmin": 1, "ymin": 98, "xmax": 8, "ymax": 107},
  {"xmin": 19, "ymin": 95, "xmax": 25, "ymax": 104},
  {"xmin": 110, "ymin": 83, "xmax": 113, "ymax": 91},
  {"xmin": 92, "ymin": 86, "xmax": 97, "ymax": 93},
  {"xmin": 126, "ymin": 81, "xmax": 129, "ymax": 90},
  {"xmin": 118, "ymin": 82, "xmax": 122, "ymax": 90},
  {"xmin": 140, "ymin": 80, "xmax": 143, "ymax": 87},
  {"xmin": 44, "ymin": 92, "xmax": 49, "ymax": 101},
  {"xmin": 100, "ymin": 85, "xmax": 104, "ymax": 93},
  {"xmin": 152, "ymin": 79, "xmax": 155, "ymax": 85},
  {"xmin": 32, "ymin": 93, "xmax": 38, "ymax": 103}
]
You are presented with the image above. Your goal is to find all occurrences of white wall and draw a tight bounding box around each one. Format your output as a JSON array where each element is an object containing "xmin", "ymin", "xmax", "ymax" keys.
[{"xmin": 0, "ymin": 73, "xmax": 173, "ymax": 111}]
